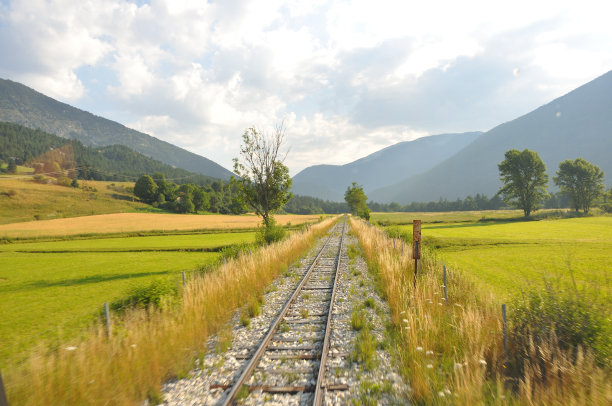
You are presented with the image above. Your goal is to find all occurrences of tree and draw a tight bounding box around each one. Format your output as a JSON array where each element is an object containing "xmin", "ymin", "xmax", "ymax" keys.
[
  {"xmin": 134, "ymin": 175, "xmax": 158, "ymax": 203},
  {"xmin": 232, "ymin": 124, "xmax": 293, "ymax": 228},
  {"xmin": 344, "ymin": 182, "xmax": 370, "ymax": 220},
  {"xmin": 192, "ymin": 188, "xmax": 210, "ymax": 212},
  {"xmin": 7, "ymin": 158, "xmax": 17, "ymax": 174},
  {"xmin": 497, "ymin": 149, "xmax": 549, "ymax": 217},
  {"xmin": 554, "ymin": 158, "xmax": 605, "ymax": 214}
]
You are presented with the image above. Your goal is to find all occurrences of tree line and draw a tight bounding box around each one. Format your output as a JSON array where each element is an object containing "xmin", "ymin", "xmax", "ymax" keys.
[
  {"xmin": 497, "ymin": 149, "xmax": 608, "ymax": 216},
  {"xmin": 134, "ymin": 173, "xmax": 247, "ymax": 214}
]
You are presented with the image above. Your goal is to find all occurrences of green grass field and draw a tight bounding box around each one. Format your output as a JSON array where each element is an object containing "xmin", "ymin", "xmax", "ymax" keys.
[
  {"xmin": 0, "ymin": 177, "xmax": 146, "ymax": 224},
  {"xmin": 378, "ymin": 212, "xmax": 612, "ymax": 300},
  {"xmin": 0, "ymin": 231, "xmax": 258, "ymax": 368}
]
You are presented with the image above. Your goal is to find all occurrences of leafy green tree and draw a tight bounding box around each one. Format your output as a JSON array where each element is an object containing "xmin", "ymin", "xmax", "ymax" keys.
[
  {"xmin": 232, "ymin": 125, "xmax": 293, "ymax": 228},
  {"xmin": 134, "ymin": 175, "xmax": 158, "ymax": 203},
  {"xmin": 345, "ymin": 182, "xmax": 370, "ymax": 220},
  {"xmin": 192, "ymin": 188, "xmax": 209, "ymax": 212},
  {"xmin": 497, "ymin": 149, "xmax": 549, "ymax": 217},
  {"xmin": 176, "ymin": 195, "xmax": 195, "ymax": 213},
  {"xmin": 554, "ymin": 158, "xmax": 605, "ymax": 213}
]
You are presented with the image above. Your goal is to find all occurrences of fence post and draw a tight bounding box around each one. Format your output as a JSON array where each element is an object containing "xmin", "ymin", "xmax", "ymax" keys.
[
  {"xmin": 182, "ymin": 271, "xmax": 186, "ymax": 287},
  {"xmin": 443, "ymin": 265, "xmax": 448, "ymax": 304},
  {"xmin": 413, "ymin": 240, "xmax": 419, "ymax": 288},
  {"xmin": 104, "ymin": 302, "xmax": 112, "ymax": 339},
  {"xmin": 0, "ymin": 370, "xmax": 8, "ymax": 406},
  {"xmin": 502, "ymin": 304, "xmax": 509, "ymax": 362}
]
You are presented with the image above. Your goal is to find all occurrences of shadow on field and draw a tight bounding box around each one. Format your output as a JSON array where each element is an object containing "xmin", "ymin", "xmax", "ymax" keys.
[{"xmin": 1, "ymin": 270, "xmax": 173, "ymax": 292}]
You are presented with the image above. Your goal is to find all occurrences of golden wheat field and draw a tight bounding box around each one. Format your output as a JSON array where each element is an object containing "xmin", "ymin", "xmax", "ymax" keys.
[{"xmin": 0, "ymin": 212, "xmax": 323, "ymax": 238}]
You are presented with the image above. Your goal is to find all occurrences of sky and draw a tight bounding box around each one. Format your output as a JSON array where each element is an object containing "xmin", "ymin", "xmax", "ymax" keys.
[{"xmin": 1, "ymin": 0, "xmax": 611, "ymax": 175}]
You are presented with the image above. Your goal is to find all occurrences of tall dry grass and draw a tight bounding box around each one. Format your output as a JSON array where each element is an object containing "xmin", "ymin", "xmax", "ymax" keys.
[
  {"xmin": 350, "ymin": 218, "xmax": 611, "ymax": 405},
  {"xmin": 5, "ymin": 217, "xmax": 337, "ymax": 405}
]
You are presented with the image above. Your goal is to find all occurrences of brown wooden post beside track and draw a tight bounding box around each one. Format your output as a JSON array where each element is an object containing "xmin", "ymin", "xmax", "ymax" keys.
[{"xmin": 413, "ymin": 220, "xmax": 421, "ymax": 288}]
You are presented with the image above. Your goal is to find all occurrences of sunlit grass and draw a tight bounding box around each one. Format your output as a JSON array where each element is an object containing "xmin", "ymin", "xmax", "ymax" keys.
[
  {"xmin": 350, "ymin": 217, "xmax": 611, "ymax": 404},
  {"xmin": 385, "ymin": 216, "xmax": 612, "ymax": 299},
  {"xmin": 4, "ymin": 216, "xmax": 337, "ymax": 405}
]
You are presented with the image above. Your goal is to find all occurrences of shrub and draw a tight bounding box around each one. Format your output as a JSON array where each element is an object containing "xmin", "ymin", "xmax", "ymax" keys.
[
  {"xmin": 33, "ymin": 174, "xmax": 49, "ymax": 184},
  {"xmin": 110, "ymin": 279, "xmax": 178, "ymax": 313},
  {"xmin": 56, "ymin": 176, "xmax": 72, "ymax": 187},
  {"xmin": 256, "ymin": 218, "xmax": 287, "ymax": 245},
  {"xmin": 508, "ymin": 286, "xmax": 610, "ymax": 374},
  {"xmin": 218, "ymin": 242, "xmax": 257, "ymax": 261}
]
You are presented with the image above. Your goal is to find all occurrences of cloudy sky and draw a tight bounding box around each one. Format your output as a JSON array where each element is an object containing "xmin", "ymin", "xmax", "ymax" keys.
[{"xmin": 1, "ymin": 0, "xmax": 611, "ymax": 174}]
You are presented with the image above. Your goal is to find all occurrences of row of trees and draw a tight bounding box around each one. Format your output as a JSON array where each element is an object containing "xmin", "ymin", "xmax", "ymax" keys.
[
  {"xmin": 282, "ymin": 195, "xmax": 348, "ymax": 214},
  {"xmin": 497, "ymin": 149, "xmax": 606, "ymax": 216},
  {"xmin": 134, "ymin": 173, "xmax": 247, "ymax": 214}
]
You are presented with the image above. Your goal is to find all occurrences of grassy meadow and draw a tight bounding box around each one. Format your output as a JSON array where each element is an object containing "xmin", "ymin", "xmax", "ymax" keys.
[
  {"xmin": 373, "ymin": 211, "xmax": 612, "ymax": 299},
  {"xmin": 0, "ymin": 178, "xmax": 147, "ymax": 224},
  {"xmin": 0, "ymin": 176, "xmax": 325, "ymax": 372},
  {"xmin": 4, "ymin": 217, "xmax": 337, "ymax": 406},
  {"xmin": 0, "ymin": 231, "xmax": 262, "ymax": 367},
  {"xmin": 351, "ymin": 217, "xmax": 611, "ymax": 404}
]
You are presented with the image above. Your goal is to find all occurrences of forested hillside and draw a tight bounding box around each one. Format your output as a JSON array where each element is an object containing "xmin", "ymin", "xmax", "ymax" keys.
[
  {"xmin": 0, "ymin": 122, "xmax": 216, "ymax": 185},
  {"xmin": 0, "ymin": 78, "xmax": 234, "ymax": 179}
]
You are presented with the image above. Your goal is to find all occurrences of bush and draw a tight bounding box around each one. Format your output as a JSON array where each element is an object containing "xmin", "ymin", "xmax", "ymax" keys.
[
  {"xmin": 256, "ymin": 218, "xmax": 287, "ymax": 245},
  {"xmin": 110, "ymin": 279, "xmax": 178, "ymax": 313},
  {"xmin": 33, "ymin": 174, "xmax": 49, "ymax": 184},
  {"xmin": 56, "ymin": 176, "xmax": 72, "ymax": 187},
  {"xmin": 218, "ymin": 242, "xmax": 257, "ymax": 261},
  {"xmin": 508, "ymin": 286, "xmax": 610, "ymax": 373}
]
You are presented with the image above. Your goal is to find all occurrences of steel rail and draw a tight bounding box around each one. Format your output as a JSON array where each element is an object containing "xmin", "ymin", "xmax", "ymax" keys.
[
  {"xmin": 220, "ymin": 222, "xmax": 344, "ymax": 405},
  {"xmin": 313, "ymin": 220, "xmax": 346, "ymax": 406}
]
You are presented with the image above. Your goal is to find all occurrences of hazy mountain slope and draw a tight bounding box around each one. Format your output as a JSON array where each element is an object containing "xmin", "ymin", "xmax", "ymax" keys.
[
  {"xmin": 371, "ymin": 70, "xmax": 612, "ymax": 203},
  {"xmin": 0, "ymin": 122, "xmax": 217, "ymax": 184},
  {"xmin": 292, "ymin": 131, "xmax": 482, "ymax": 201},
  {"xmin": 0, "ymin": 78, "xmax": 234, "ymax": 180}
]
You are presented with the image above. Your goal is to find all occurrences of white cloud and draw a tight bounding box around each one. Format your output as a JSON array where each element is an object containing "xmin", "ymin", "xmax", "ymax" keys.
[{"xmin": 0, "ymin": 0, "xmax": 611, "ymax": 174}]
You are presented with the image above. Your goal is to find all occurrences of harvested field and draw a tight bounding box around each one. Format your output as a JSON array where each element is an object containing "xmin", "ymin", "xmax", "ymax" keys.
[{"xmin": 0, "ymin": 213, "xmax": 323, "ymax": 238}]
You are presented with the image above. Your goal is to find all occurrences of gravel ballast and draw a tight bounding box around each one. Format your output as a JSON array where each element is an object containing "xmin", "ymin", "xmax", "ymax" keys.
[{"xmin": 160, "ymin": 223, "xmax": 410, "ymax": 405}]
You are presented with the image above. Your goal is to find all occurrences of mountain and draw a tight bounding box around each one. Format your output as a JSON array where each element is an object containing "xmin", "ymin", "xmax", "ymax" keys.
[
  {"xmin": 292, "ymin": 131, "xmax": 482, "ymax": 201},
  {"xmin": 370, "ymin": 70, "xmax": 612, "ymax": 203},
  {"xmin": 0, "ymin": 78, "xmax": 234, "ymax": 180},
  {"xmin": 0, "ymin": 121, "xmax": 217, "ymax": 185}
]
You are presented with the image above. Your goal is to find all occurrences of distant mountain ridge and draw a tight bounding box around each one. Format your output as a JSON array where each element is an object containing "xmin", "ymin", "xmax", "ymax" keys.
[
  {"xmin": 292, "ymin": 131, "xmax": 482, "ymax": 201},
  {"xmin": 370, "ymin": 70, "xmax": 612, "ymax": 203},
  {"xmin": 0, "ymin": 78, "xmax": 234, "ymax": 180}
]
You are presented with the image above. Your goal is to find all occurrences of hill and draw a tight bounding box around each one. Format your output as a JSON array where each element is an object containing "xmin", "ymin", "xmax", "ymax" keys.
[
  {"xmin": 292, "ymin": 131, "xmax": 482, "ymax": 201},
  {"xmin": 0, "ymin": 121, "xmax": 217, "ymax": 185},
  {"xmin": 0, "ymin": 78, "xmax": 234, "ymax": 180},
  {"xmin": 371, "ymin": 70, "xmax": 612, "ymax": 203}
]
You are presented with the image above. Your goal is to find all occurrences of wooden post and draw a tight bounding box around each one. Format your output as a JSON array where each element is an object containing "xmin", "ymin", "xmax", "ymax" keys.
[
  {"xmin": 502, "ymin": 304, "xmax": 509, "ymax": 362},
  {"xmin": 104, "ymin": 302, "xmax": 111, "ymax": 339},
  {"xmin": 182, "ymin": 271, "xmax": 186, "ymax": 286},
  {"xmin": 443, "ymin": 265, "xmax": 448, "ymax": 304},
  {"xmin": 413, "ymin": 240, "xmax": 419, "ymax": 288},
  {"xmin": 412, "ymin": 220, "xmax": 421, "ymax": 288},
  {"xmin": 0, "ymin": 370, "xmax": 9, "ymax": 406}
]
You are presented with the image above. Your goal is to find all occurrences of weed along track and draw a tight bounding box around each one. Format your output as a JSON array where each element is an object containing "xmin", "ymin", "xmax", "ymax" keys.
[{"xmin": 161, "ymin": 220, "xmax": 408, "ymax": 405}]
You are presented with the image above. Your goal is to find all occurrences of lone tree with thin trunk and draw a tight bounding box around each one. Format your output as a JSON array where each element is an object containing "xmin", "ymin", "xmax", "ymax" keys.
[
  {"xmin": 232, "ymin": 124, "xmax": 293, "ymax": 229},
  {"xmin": 344, "ymin": 182, "xmax": 370, "ymax": 220},
  {"xmin": 497, "ymin": 149, "xmax": 549, "ymax": 217},
  {"xmin": 554, "ymin": 158, "xmax": 605, "ymax": 214}
]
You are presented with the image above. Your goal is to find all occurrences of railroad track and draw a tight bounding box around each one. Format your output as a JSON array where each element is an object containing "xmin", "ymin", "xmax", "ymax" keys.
[{"xmin": 218, "ymin": 220, "xmax": 347, "ymax": 405}]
